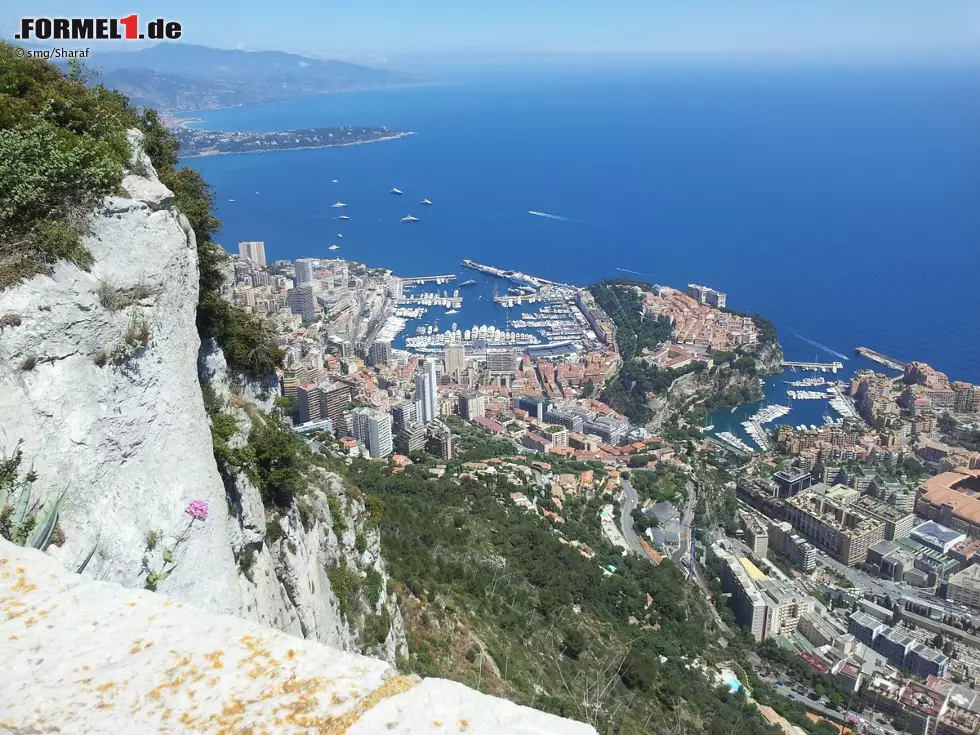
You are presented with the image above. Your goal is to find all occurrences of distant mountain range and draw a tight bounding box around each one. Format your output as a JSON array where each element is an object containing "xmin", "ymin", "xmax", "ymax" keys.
[{"xmin": 54, "ymin": 43, "xmax": 421, "ymax": 112}]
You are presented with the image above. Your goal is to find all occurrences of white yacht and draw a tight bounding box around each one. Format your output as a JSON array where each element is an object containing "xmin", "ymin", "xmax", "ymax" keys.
[
  {"xmin": 328, "ymin": 244, "xmax": 340, "ymax": 251},
  {"xmin": 331, "ymin": 202, "xmax": 347, "ymax": 208},
  {"xmin": 391, "ymin": 188, "xmax": 403, "ymax": 195},
  {"xmin": 337, "ymin": 233, "xmax": 343, "ymax": 238},
  {"xmin": 338, "ymin": 215, "xmax": 350, "ymax": 220},
  {"xmin": 422, "ymin": 198, "xmax": 433, "ymax": 205},
  {"xmin": 445, "ymin": 309, "xmax": 459, "ymax": 315},
  {"xmin": 401, "ymin": 214, "xmax": 419, "ymax": 223},
  {"xmin": 332, "ymin": 179, "xmax": 338, "ymax": 183}
]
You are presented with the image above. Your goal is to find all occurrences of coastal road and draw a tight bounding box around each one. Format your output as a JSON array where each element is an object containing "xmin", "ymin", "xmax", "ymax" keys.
[
  {"xmin": 617, "ymin": 477, "xmax": 645, "ymax": 555},
  {"xmin": 772, "ymin": 686, "xmax": 900, "ymax": 735}
]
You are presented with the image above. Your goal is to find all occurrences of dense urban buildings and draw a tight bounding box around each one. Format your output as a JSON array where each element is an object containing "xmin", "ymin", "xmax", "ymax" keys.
[{"xmin": 238, "ymin": 240, "xmax": 266, "ymax": 266}]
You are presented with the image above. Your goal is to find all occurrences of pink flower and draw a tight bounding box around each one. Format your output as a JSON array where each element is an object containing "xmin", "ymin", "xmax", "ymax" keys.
[{"xmin": 184, "ymin": 500, "xmax": 209, "ymax": 522}]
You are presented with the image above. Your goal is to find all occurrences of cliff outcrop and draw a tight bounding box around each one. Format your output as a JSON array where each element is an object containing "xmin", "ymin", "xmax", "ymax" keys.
[{"xmin": 0, "ymin": 130, "xmax": 405, "ymax": 663}]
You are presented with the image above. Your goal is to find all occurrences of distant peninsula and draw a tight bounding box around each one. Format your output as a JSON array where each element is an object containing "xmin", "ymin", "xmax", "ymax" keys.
[{"xmin": 175, "ymin": 126, "xmax": 415, "ymax": 158}]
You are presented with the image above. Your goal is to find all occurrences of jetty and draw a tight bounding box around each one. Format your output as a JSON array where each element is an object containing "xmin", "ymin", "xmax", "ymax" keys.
[
  {"xmin": 402, "ymin": 274, "xmax": 456, "ymax": 285},
  {"xmin": 856, "ymin": 346, "xmax": 906, "ymax": 371},
  {"xmin": 781, "ymin": 360, "xmax": 844, "ymax": 373}
]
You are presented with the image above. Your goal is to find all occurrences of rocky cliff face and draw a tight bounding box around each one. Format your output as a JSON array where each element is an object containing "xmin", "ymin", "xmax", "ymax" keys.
[
  {"xmin": 199, "ymin": 340, "xmax": 407, "ymax": 664},
  {"xmin": 0, "ymin": 130, "xmax": 405, "ymax": 663}
]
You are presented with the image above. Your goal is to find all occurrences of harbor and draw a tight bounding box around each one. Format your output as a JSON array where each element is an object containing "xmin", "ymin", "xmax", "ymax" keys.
[{"xmin": 787, "ymin": 389, "xmax": 835, "ymax": 400}]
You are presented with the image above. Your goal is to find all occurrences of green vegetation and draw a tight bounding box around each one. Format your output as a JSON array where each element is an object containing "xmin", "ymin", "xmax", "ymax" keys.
[
  {"xmin": 0, "ymin": 49, "xmax": 282, "ymax": 379},
  {"xmin": 329, "ymin": 562, "xmax": 360, "ymax": 617},
  {"xmin": 348, "ymin": 455, "xmax": 782, "ymax": 733},
  {"xmin": 0, "ymin": 441, "xmax": 66, "ymax": 549},
  {"xmin": 940, "ymin": 413, "xmax": 980, "ymax": 452},
  {"xmin": 627, "ymin": 467, "xmax": 688, "ymax": 503},
  {"xmin": 0, "ymin": 46, "xmax": 136, "ymax": 288},
  {"xmin": 241, "ymin": 419, "xmax": 309, "ymax": 508},
  {"xmin": 589, "ymin": 279, "xmax": 673, "ymax": 361}
]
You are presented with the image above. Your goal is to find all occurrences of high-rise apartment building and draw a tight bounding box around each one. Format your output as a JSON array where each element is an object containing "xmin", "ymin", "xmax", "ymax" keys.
[
  {"xmin": 368, "ymin": 340, "xmax": 392, "ymax": 367},
  {"xmin": 321, "ymin": 383, "xmax": 352, "ymax": 432},
  {"xmin": 415, "ymin": 359, "xmax": 440, "ymax": 424},
  {"xmin": 238, "ymin": 241, "xmax": 266, "ymax": 266},
  {"xmin": 295, "ymin": 258, "xmax": 316, "ymax": 286},
  {"xmin": 444, "ymin": 343, "xmax": 466, "ymax": 382},
  {"xmin": 486, "ymin": 350, "xmax": 517, "ymax": 374},
  {"xmin": 297, "ymin": 384, "xmax": 322, "ymax": 424},
  {"xmin": 287, "ymin": 285, "xmax": 316, "ymax": 322},
  {"xmin": 351, "ymin": 407, "xmax": 393, "ymax": 459},
  {"xmin": 458, "ymin": 393, "xmax": 486, "ymax": 420},
  {"xmin": 392, "ymin": 400, "xmax": 419, "ymax": 432}
]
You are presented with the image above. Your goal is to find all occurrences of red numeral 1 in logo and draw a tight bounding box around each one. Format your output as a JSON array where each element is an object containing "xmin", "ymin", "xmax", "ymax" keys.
[{"xmin": 120, "ymin": 14, "xmax": 138, "ymax": 39}]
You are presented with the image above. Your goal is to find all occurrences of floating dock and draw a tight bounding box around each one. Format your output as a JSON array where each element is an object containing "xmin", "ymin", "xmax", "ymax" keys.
[
  {"xmin": 781, "ymin": 360, "xmax": 844, "ymax": 373},
  {"xmin": 402, "ymin": 274, "xmax": 456, "ymax": 285}
]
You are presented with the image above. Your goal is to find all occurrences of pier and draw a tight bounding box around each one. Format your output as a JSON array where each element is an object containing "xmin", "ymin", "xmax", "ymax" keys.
[
  {"xmin": 402, "ymin": 274, "xmax": 456, "ymax": 285},
  {"xmin": 856, "ymin": 346, "xmax": 906, "ymax": 371},
  {"xmin": 781, "ymin": 360, "xmax": 844, "ymax": 373}
]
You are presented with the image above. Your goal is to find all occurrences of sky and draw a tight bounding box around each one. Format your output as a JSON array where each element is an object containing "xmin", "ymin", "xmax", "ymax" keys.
[{"xmin": 4, "ymin": 1, "xmax": 979, "ymax": 64}]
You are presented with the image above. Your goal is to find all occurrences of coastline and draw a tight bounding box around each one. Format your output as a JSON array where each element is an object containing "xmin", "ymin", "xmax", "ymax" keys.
[
  {"xmin": 179, "ymin": 131, "xmax": 417, "ymax": 159},
  {"xmin": 168, "ymin": 81, "xmax": 447, "ymax": 128}
]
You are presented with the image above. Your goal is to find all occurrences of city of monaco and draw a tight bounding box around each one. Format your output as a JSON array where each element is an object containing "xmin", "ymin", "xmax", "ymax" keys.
[{"xmin": 1, "ymin": 2, "xmax": 978, "ymax": 734}]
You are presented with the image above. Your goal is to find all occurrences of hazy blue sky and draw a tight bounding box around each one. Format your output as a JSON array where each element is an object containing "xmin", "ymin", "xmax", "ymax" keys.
[{"xmin": 4, "ymin": 0, "xmax": 979, "ymax": 62}]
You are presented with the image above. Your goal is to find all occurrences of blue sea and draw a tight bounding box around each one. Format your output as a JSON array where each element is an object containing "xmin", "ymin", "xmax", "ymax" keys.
[{"xmin": 184, "ymin": 59, "xmax": 980, "ymax": 438}]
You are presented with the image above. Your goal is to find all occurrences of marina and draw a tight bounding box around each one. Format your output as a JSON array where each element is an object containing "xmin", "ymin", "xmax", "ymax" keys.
[
  {"xmin": 781, "ymin": 360, "xmax": 844, "ymax": 373},
  {"xmin": 827, "ymin": 386, "xmax": 860, "ymax": 419},
  {"xmin": 785, "ymin": 376, "xmax": 827, "ymax": 387},
  {"xmin": 396, "ymin": 290, "xmax": 463, "ymax": 309},
  {"xmin": 716, "ymin": 431, "xmax": 755, "ymax": 454},
  {"xmin": 787, "ymin": 389, "xmax": 834, "ymax": 400}
]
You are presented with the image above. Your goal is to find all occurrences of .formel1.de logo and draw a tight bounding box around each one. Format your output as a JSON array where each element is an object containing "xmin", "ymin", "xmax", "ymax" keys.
[{"xmin": 15, "ymin": 16, "xmax": 182, "ymax": 41}]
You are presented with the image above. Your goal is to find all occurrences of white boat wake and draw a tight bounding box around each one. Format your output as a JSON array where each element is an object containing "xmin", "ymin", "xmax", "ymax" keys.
[
  {"xmin": 790, "ymin": 331, "xmax": 849, "ymax": 361},
  {"xmin": 616, "ymin": 268, "xmax": 655, "ymax": 277},
  {"xmin": 528, "ymin": 210, "xmax": 572, "ymax": 221}
]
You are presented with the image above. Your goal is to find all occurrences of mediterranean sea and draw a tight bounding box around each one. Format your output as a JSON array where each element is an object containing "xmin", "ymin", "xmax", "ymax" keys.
[{"xmin": 184, "ymin": 59, "xmax": 980, "ymax": 434}]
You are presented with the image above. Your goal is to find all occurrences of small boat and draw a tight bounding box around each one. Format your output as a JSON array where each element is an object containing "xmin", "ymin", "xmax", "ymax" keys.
[
  {"xmin": 459, "ymin": 279, "xmax": 476, "ymax": 286},
  {"xmin": 228, "ymin": 198, "xmax": 236, "ymax": 202},
  {"xmin": 331, "ymin": 202, "xmax": 347, "ymax": 208},
  {"xmin": 328, "ymin": 244, "xmax": 340, "ymax": 251},
  {"xmin": 422, "ymin": 198, "xmax": 433, "ymax": 205},
  {"xmin": 338, "ymin": 215, "xmax": 350, "ymax": 220},
  {"xmin": 391, "ymin": 188, "xmax": 403, "ymax": 195},
  {"xmin": 400, "ymin": 215, "xmax": 419, "ymax": 223},
  {"xmin": 332, "ymin": 179, "xmax": 338, "ymax": 183},
  {"xmin": 446, "ymin": 309, "xmax": 459, "ymax": 315},
  {"xmin": 337, "ymin": 233, "xmax": 343, "ymax": 238}
]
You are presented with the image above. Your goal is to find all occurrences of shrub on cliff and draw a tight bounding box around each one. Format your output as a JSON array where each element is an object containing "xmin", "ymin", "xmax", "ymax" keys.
[{"xmin": 0, "ymin": 45, "xmax": 139, "ymax": 289}]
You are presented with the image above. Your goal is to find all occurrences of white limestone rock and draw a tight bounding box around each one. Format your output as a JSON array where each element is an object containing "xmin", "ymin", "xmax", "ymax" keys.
[
  {"xmin": 0, "ymin": 540, "xmax": 596, "ymax": 735},
  {"xmin": 0, "ymin": 130, "xmax": 241, "ymax": 616}
]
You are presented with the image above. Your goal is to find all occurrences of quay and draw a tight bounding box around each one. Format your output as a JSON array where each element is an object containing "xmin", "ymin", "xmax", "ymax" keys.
[
  {"xmin": 781, "ymin": 360, "xmax": 844, "ymax": 373},
  {"xmin": 402, "ymin": 274, "xmax": 456, "ymax": 285},
  {"xmin": 856, "ymin": 346, "xmax": 906, "ymax": 371}
]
